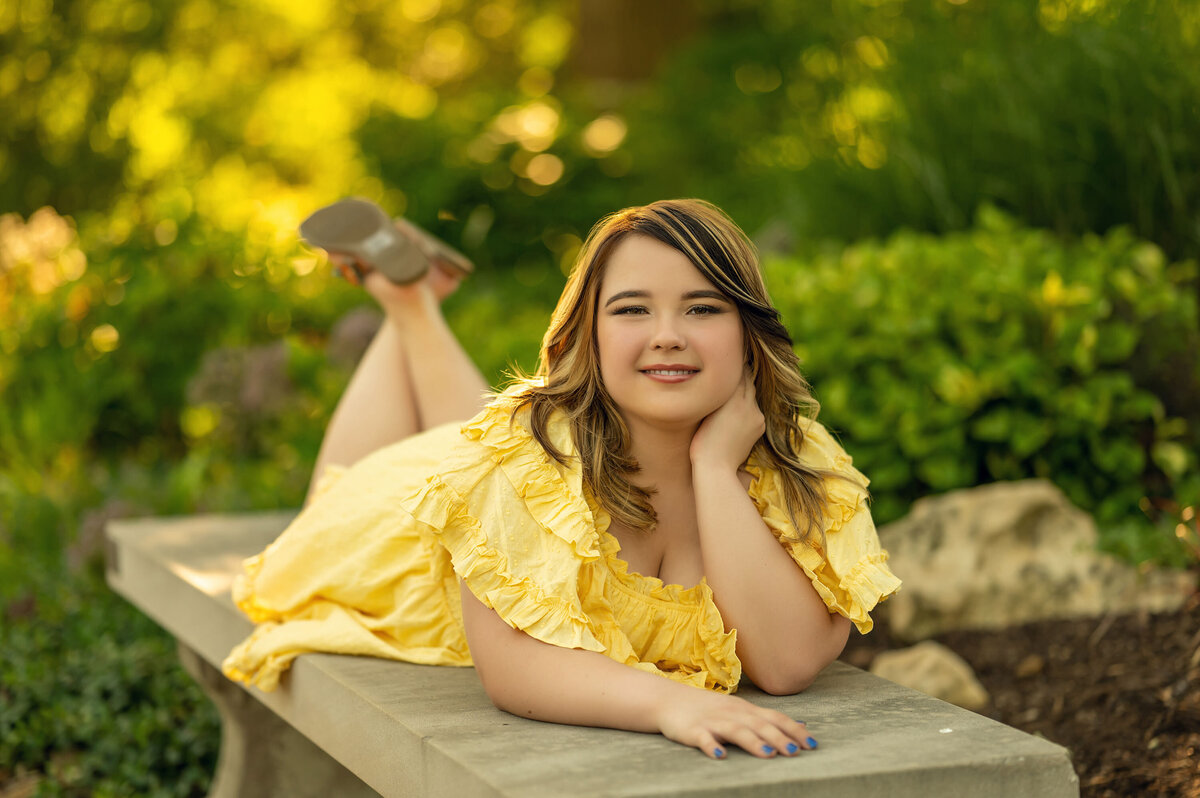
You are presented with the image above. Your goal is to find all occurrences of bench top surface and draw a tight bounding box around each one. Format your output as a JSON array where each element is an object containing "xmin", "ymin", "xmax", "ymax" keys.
[{"xmin": 107, "ymin": 512, "xmax": 1079, "ymax": 798}]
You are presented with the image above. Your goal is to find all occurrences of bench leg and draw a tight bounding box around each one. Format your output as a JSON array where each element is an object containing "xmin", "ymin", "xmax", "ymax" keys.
[{"xmin": 178, "ymin": 644, "xmax": 380, "ymax": 798}]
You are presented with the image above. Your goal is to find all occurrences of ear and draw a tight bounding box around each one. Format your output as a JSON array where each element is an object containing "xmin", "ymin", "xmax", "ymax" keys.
[{"xmin": 745, "ymin": 339, "xmax": 760, "ymax": 379}]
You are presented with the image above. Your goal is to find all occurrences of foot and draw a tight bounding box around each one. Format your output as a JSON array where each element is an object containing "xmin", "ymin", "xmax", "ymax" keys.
[{"xmin": 330, "ymin": 253, "xmax": 459, "ymax": 318}]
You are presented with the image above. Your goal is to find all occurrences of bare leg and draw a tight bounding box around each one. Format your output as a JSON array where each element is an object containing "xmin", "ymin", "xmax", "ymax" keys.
[
  {"xmin": 392, "ymin": 268, "xmax": 490, "ymax": 429},
  {"xmin": 308, "ymin": 264, "xmax": 489, "ymax": 500}
]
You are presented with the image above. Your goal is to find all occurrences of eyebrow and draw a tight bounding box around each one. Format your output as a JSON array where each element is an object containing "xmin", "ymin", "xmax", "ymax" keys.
[{"xmin": 603, "ymin": 289, "xmax": 730, "ymax": 308}]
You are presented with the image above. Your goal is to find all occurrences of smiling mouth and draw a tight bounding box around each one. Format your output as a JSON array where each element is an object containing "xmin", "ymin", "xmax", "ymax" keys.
[{"xmin": 640, "ymin": 368, "xmax": 699, "ymax": 376}]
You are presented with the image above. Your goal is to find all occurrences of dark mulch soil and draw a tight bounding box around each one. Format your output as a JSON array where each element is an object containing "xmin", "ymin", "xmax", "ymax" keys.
[{"xmin": 841, "ymin": 589, "xmax": 1200, "ymax": 798}]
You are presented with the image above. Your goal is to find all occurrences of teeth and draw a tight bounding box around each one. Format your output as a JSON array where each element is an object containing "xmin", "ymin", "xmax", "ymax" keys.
[{"xmin": 644, "ymin": 369, "xmax": 695, "ymax": 376}]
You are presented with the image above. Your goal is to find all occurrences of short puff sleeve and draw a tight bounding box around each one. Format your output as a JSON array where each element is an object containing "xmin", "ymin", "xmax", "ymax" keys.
[
  {"xmin": 399, "ymin": 399, "xmax": 610, "ymax": 655},
  {"xmin": 745, "ymin": 421, "xmax": 901, "ymax": 633}
]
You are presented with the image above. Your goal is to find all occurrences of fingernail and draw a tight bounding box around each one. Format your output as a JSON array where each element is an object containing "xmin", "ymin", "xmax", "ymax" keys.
[
  {"xmin": 762, "ymin": 745, "xmax": 775, "ymax": 755},
  {"xmin": 786, "ymin": 742, "xmax": 799, "ymax": 754},
  {"xmin": 713, "ymin": 747, "xmax": 725, "ymax": 758},
  {"xmin": 806, "ymin": 736, "xmax": 818, "ymax": 749}
]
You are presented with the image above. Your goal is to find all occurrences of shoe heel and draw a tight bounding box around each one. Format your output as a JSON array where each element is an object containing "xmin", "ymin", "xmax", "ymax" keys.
[{"xmin": 300, "ymin": 198, "xmax": 431, "ymax": 285}]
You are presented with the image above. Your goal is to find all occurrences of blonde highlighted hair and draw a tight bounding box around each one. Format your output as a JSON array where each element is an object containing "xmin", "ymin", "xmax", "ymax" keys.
[{"xmin": 512, "ymin": 199, "xmax": 839, "ymax": 539}]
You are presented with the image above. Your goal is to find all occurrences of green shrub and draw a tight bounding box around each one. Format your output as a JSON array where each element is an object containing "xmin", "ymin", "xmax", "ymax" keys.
[
  {"xmin": 0, "ymin": 576, "xmax": 219, "ymax": 797},
  {"xmin": 767, "ymin": 206, "xmax": 1199, "ymax": 556}
]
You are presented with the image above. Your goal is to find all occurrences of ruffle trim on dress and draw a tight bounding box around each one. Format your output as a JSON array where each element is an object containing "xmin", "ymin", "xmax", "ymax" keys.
[
  {"xmin": 222, "ymin": 622, "xmax": 293, "ymax": 691},
  {"xmin": 403, "ymin": 470, "xmax": 606, "ymax": 654},
  {"xmin": 460, "ymin": 396, "xmax": 741, "ymax": 692},
  {"xmin": 744, "ymin": 426, "xmax": 901, "ymax": 635},
  {"xmin": 231, "ymin": 552, "xmax": 278, "ymax": 625},
  {"xmin": 461, "ymin": 399, "xmax": 601, "ymax": 560},
  {"xmin": 586, "ymin": 501, "xmax": 741, "ymax": 693}
]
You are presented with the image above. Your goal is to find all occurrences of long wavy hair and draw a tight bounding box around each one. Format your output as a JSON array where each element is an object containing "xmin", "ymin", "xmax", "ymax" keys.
[{"xmin": 511, "ymin": 199, "xmax": 839, "ymax": 540}]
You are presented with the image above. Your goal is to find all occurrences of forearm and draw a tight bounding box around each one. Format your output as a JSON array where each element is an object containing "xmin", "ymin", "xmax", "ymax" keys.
[
  {"xmin": 459, "ymin": 571, "xmax": 817, "ymax": 760},
  {"xmin": 693, "ymin": 466, "xmax": 849, "ymax": 694},
  {"xmin": 460, "ymin": 582, "xmax": 685, "ymax": 732},
  {"xmin": 478, "ymin": 628, "xmax": 685, "ymax": 731}
]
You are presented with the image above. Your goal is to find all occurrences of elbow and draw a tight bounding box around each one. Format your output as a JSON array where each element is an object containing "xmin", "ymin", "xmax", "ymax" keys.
[
  {"xmin": 751, "ymin": 616, "xmax": 852, "ymax": 696},
  {"xmin": 753, "ymin": 662, "xmax": 822, "ymax": 696},
  {"xmin": 475, "ymin": 665, "xmax": 524, "ymax": 716}
]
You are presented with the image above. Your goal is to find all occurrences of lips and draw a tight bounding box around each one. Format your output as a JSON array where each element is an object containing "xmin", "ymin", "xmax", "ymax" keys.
[{"xmin": 639, "ymin": 364, "xmax": 699, "ymax": 376}]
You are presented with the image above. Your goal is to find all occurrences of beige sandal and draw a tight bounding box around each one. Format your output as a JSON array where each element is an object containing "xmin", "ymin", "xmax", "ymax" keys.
[{"xmin": 299, "ymin": 198, "xmax": 473, "ymax": 284}]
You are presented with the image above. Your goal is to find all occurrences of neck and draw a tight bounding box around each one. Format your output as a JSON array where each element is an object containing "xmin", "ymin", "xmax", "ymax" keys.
[{"xmin": 624, "ymin": 417, "xmax": 697, "ymax": 492}]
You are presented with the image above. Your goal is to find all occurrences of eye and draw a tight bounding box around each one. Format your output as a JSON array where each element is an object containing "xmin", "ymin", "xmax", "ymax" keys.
[
  {"xmin": 687, "ymin": 304, "xmax": 722, "ymax": 315},
  {"xmin": 611, "ymin": 305, "xmax": 649, "ymax": 315}
]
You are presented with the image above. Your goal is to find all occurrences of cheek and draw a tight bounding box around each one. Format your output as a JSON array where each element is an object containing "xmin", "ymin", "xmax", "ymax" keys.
[
  {"xmin": 708, "ymin": 321, "xmax": 745, "ymax": 363},
  {"xmin": 596, "ymin": 320, "xmax": 633, "ymax": 382},
  {"xmin": 709, "ymin": 323, "xmax": 746, "ymax": 390}
]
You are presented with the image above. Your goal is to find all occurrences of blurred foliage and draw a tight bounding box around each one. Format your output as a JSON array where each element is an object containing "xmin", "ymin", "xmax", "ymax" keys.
[
  {"xmin": 642, "ymin": 0, "xmax": 1200, "ymax": 262},
  {"xmin": 1, "ymin": 579, "xmax": 218, "ymax": 797},
  {"xmin": 2, "ymin": 0, "xmax": 1199, "ymax": 791},
  {"xmin": 766, "ymin": 206, "xmax": 1199, "ymax": 559}
]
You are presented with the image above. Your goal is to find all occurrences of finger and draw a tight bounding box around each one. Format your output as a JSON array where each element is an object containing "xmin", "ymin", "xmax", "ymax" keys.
[
  {"xmin": 721, "ymin": 725, "xmax": 777, "ymax": 758},
  {"xmin": 783, "ymin": 717, "xmax": 815, "ymax": 750},
  {"xmin": 760, "ymin": 723, "xmax": 805, "ymax": 756},
  {"xmin": 759, "ymin": 711, "xmax": 813, "ymax": 751},
  {"xmin": 737, "ymin": 710, "xmax": 808, "ymax": 756},
  {"xmin": 693, "ymin": 730, "xmax": 727, "ymax": 760}
]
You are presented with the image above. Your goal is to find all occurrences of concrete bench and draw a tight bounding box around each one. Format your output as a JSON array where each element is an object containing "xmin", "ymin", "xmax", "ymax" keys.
[{"xmin": 106, "ymin": 512, "xmax": 1080, "ymax": 798}]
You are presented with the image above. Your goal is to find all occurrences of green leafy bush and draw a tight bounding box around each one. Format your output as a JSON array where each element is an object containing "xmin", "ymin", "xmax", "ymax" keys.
[
  {"xmin": 0, "ymin": 578, "xmax": 219, "ymax": 797},
  {"xmin": 766, "ymin": 206, "xmax": 1199, "ymax": 552}
]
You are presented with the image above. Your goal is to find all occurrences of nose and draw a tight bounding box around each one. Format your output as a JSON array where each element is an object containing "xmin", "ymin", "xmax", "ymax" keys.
[{"xmin": 650, "ymin": 317, "xmax": 686, "ymax": 351}]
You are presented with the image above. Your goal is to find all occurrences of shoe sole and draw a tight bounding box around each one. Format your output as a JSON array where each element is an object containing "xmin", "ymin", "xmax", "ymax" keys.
[{"xmin": 300, "ymin": 198, "xmax": 471, "ymax": 285}]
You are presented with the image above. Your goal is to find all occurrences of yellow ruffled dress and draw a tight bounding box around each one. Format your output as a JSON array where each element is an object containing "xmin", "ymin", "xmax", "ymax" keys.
[{"xmin": 222, "ymin": 389, "xmax": 901, "ymax": 694}]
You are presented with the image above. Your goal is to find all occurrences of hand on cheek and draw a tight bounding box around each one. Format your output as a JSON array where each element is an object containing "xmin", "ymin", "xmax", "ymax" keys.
[{"xmin": 689, "ymin": 371, "xmax": 765, "ymax": 472}]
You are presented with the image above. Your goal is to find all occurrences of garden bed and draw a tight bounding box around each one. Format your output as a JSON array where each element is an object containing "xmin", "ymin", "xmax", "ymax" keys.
[{"xmin": 841, "ymin": 586, "xmax": 1200, "ymax": 798}]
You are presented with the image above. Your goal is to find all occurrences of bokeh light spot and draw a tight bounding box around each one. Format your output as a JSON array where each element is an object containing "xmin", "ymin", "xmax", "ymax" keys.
[
  {"xmin": 519, "ymin": 14, "xmax": 571, "ymax": 69},
  {"xmin": 854, "ymin": 36, "xmax": 889, "ymax": 68},
  {"xmin": 474, "ymin": 2, "xmax": 514, "ymax": 38},
  {"xmin": 90, "ymin": 324, "xmax": 120, "ymax": 353},
  {"xmin": 181, "ymin": 405, "xmax": 219, "ymax": 439},
  {"xmin": 735, "ymin": 63, "xmax": 782, "ymax": 94},
  {"xmin": 583, "ymin": 114, "xmax": 627, "ymax": 155},
  {"xmin": 518, "ymin": 67, "xmax": 554, "ymax": 97},
  {"xmin": 401, "ymin": 0, "xmax": 441, "ymax": 23},
  {"xmin": 526, "ymin": 153, "xmax": 564, "ymax": 186},
  {"xmin": 801, "ymin": 46, "xmax": 839, "ymax": 80},
  {"xmin": 856, "ymin": 137, "xmax": 887, "ymax": 169},
  {"xmin": 154, "ymin": 219, "xmax": 178, "ymax": 246}
]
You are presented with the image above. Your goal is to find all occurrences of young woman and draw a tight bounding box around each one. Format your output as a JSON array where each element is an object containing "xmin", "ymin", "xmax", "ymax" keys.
[{"xmin": 223, "ymin": 199, "xmax": 900, "ymax": 760}]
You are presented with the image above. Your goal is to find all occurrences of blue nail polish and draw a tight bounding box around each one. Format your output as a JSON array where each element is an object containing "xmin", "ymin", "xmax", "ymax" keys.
[
  {"xmin": 762, "ymin": 745, "xmax": 775, "ymax": 754},
  {"xmin": 714, "ymin": 747, "xmax": 725, "ymax": 758},
  {"xmin": 806, "ymin": 736, "xmax": 819, "ymax": 749},
  {"xmin": 786, "ymin": 742, "xmax": 799, "ymax": 754}
]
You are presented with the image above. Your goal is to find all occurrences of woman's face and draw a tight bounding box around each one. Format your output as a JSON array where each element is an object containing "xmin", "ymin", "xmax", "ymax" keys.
[{"xmin": 595, "ymin": 234, "xmax": 746, "ymax": 433}]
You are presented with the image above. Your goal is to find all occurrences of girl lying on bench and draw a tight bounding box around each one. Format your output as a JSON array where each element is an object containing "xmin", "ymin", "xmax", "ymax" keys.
[{"xmin": 223, "ymin": 198, "xmax": 900, "ymax": 760}]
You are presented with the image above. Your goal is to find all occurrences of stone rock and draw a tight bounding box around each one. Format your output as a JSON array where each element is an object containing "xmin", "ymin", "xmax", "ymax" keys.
[
  {"xmin": 870, "ymin": 641, "xmax": 990, "ymax": 711},
  {"xmin": 877, "ymin": 480, "xmax": 1195, "ymax": 641}
]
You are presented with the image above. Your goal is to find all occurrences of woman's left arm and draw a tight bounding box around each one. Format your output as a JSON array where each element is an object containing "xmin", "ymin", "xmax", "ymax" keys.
[{"xmin": 690, "ymin": 377, "xmax": 851, "ymax": 695}]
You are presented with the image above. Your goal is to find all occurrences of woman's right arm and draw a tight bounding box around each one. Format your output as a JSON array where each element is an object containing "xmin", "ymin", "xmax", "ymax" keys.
[{"xmin": 458, "ymin": 582, "xmax": 816, "ymax": 759}]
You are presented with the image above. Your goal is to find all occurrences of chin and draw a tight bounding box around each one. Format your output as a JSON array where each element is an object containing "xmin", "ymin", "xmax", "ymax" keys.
[{"xmin": 625, "ymin": 400, "xmax": 720, "ymax": 430}]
